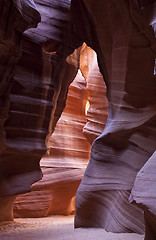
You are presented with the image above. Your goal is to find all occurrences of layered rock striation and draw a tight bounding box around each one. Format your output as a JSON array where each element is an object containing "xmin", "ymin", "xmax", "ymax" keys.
[
  {"xmin": 0, "ymin": 0, "xmax": 41, "ymax": 221},
  {"xmin": 81, "ymin": 46, "xmax": 108, "ymax": 144},
  {"xmin": 69, "ymin": 0, "xmax": 156, "ymax": 235},
  {"xmin": 13, "ymin": 44, "xmax": 108, "ymax": 218},
  {"xmin": 130, "ymin": 151, "xmax": 156, "ymax": 240},
  {"xmin": 0, "ymin": 0, "xmax": 81, "ymax": 221},
  {"xmin": 2, "ymin": 0, "xmax": 74, "ymax": 197},
  {"xmin": 14, "ymin": 68, "xmax": 91, "ymax": 217},
  {"xmin": 0, "ymin": 0, "xmax": 41, "ymax": 196},
  {"xmin": 1, "ymin": 1, "xmax": 156, "ymax": 238}
]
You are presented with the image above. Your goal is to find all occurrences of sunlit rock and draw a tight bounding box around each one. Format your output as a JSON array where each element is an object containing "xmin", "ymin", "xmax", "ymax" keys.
[{"xmin": 14, "ymin": 69, "xmax": 91, "ymax": 217}]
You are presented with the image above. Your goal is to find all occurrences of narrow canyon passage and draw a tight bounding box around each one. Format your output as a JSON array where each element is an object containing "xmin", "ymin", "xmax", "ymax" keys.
[{"xmin": 1, "ymin": 1, "xmax": 156, "ymax": 239}]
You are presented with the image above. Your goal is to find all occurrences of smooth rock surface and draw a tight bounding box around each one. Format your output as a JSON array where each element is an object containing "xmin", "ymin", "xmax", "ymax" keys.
[
  {"xmin": 1, "ymin": 1, "xmax": 156, "ymax": 239},
  {"xmin": 81, "ymin": 46, "xmax": 108, "ymax": 144},
  {"xmin": 130, "ymin": 151, "xmax": 156, "ymax": 240},
  {"xmin": 2, "ymin": 0, "xmax": 73, "ymax": 197},
  {"xmin": 14, "ymin": 67, "xmax": 91, "ymax": 217},
  {"xmin": 69, "ymin": 0, "xmax": 156, "ymax": 234},
  {"xmin": 0, "ymin": 0, "xmax": 41, "ymax": 197},
  {"xmin": 0, "ymin": 0, "xmax": 40, "ymax": 221}
]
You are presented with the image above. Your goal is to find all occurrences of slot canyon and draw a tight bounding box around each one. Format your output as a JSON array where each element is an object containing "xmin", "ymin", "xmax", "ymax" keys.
[{"xmin": 0, "ymin": 1, "xmax": 156, "ymax": 240}]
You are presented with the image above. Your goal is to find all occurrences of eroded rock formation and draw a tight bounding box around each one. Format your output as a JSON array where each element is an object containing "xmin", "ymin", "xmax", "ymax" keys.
[
  {"xmin": 81, "ymin": 46, "xmax": 108, "ymax": 144},
  {"xmin": 69, "ymin": 0, "xmax": 156, "ymax": 235},
  {"xmin": 1, "ymin": 0, "xmax": 73, "ymax": 199},
  {"xmin": 0, "ymin": 0, "xmax": 80, "ymax": 221},
  {"xmin": 130, "ymin": 151, "xmax": 156, "ymax": 240},
  {"xmin": 0, "ymin": 0, "xmax": 40, "ymax": 191},
  {"xmin": 0, "ymin": 0, "xmax": 41, "ymax": 221},
  {"xmin": 13, "ymin": 44, "xmax": 109, "ymax": 218},
  {"xmin": 0, "ymin": 1, "xmax": 156, "ymax": 239},
  {"xmin": 14, "ymin": 67, "xmax": 91, "ymax": 217}
]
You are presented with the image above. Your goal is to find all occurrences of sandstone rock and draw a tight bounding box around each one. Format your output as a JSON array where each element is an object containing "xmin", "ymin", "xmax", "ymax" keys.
[
  {"xmin": 80, "ymin": 46, "xmax": 108, "ymax": 144},
  {"xmin": 2, "ymin": 0, "xmax": 73, "ymax": 197},
  {"xmin": 0, "ymin": 195, "xmax": 17, "ymax": 222},
  {"xmin": 130, "ymin": 151, "xmax": 156, "ymax": 240},
  {"xmin": 70, "ymin": 0, "xmax": 156, "ymax": 234},
  {"xmin": 0, "ymin": 0, "xmax": 40, "ymax": 221},
  {"xmin": 0, "ymin": 0, "xmax": 40, "ymax": 164},
  {"xmin": 2, "ymin": 0, "xmax": 85, "ymax": 218},
  {"xmin": 1, "ymin": 1, "xmax": 156, "ymax": 237},
  {"xmin": 0, "ymin": 0, "xmax": 80, "ymax": 220},
  {"xmin": 14, "ymin": 69, "xmax": 91, "ymax": 217}
]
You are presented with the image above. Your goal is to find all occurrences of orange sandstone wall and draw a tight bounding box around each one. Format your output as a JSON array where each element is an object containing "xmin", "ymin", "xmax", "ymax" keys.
[
  {"xmin": 14, "ymin": 45, "xmax": 109, "ymax": 218},
  {"xmin": 80, "ymin": 45, "xmax": 108, "ymax": 144},
  {"xmin": 14, "ymin": 62, "xmax": 91, "ymax": 217}
]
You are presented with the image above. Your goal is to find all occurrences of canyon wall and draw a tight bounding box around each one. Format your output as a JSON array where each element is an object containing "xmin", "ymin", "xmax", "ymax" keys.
[
  {"xmin": 0, "ymin": 1, "xmax": 156, "ymax": 239},
  {"xmin": 0, "ymin": 0, "xmax": 41, "ymax": 197},
  {"xmin": 13, "ymin": 44, "xmax": 109, "ymax": 217},
  {"xmin": 71, "ymin": 0, "xmax": 156, "ymax": 236},
  {"xmin": 81, "ymin": 46, "xmax": 108, "ymax": 144},
  {"xmin": 0, "ymin": 0, "xmax": 81, "ymax": 221},
  {"xmin": 2, "ymin": 0, "xmax": 74, "ymax": 197},
  {"xmin": 14, "ymin": 64, "xmax": 91, "ymax": 217},
  {"xmin": 0, "ymin": 0, "xmax": 41, "ymax": 221}
]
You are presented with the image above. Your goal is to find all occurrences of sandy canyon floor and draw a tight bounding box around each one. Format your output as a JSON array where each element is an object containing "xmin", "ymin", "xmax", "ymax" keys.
[{"xmin": 0, "ymin": 216, "xmax": 144, "ymax": 240}]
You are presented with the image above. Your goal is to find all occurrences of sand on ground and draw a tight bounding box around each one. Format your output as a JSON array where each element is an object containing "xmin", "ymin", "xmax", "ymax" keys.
[{"xmin": 0, "ymin": 216, "xmax": 144, "ymax": 240}]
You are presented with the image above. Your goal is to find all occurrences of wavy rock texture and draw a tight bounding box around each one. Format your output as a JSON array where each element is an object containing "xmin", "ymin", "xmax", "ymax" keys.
[
  {"xmin": 0, "ymin": 0, "xmax": 41, "ymax": 221},
  {"xmin": 81, "ymin": 46, "xmax": 108, "ymax": 144},
  {"xmin": 2, "ymin": 0, "xmax": 75, "ymax": 197},
  {"xmin": 0, "ymin": 1, "xmax": 40, "ymax": 147},
  {"xmin": 0, "ymin": 0, "xmax": 40, "ymax": 191},
  {"xmin": 69, "ymin": 0, "xmax": 156, "ymax": 234},
  {"xmin": 13, "ymin": 44, "xmax": 107, "ymax": 218},
  {"xmin": 1, "ymin": 2, "xmax": 156, "ymax": 238},
  {"xmin": 130, "ymin": 151, "xmax": 156, "ymax": 240},
  {"xmin": 14, "ymin": 69, "xmax": 91, "ymax": 217}
]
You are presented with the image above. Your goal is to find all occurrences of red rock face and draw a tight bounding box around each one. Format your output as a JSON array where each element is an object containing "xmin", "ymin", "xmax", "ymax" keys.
[
  {"xmin": 0, "ymin": 0, "xmax": 80, "ymax": 219},
  {"xmin": 80, "ymin": 46, "xmax": 108, "ymax": 144},
  {"xmin": 13, "ymin": 44, "xmax": 108, "ymax": 218},
  {"xmin": 1, "ymin": 1, "xmax": 156, "ymax": 237},
  {"xmin": 14, "ymin": 65, "xmax": 91, "ymax": 217}
]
